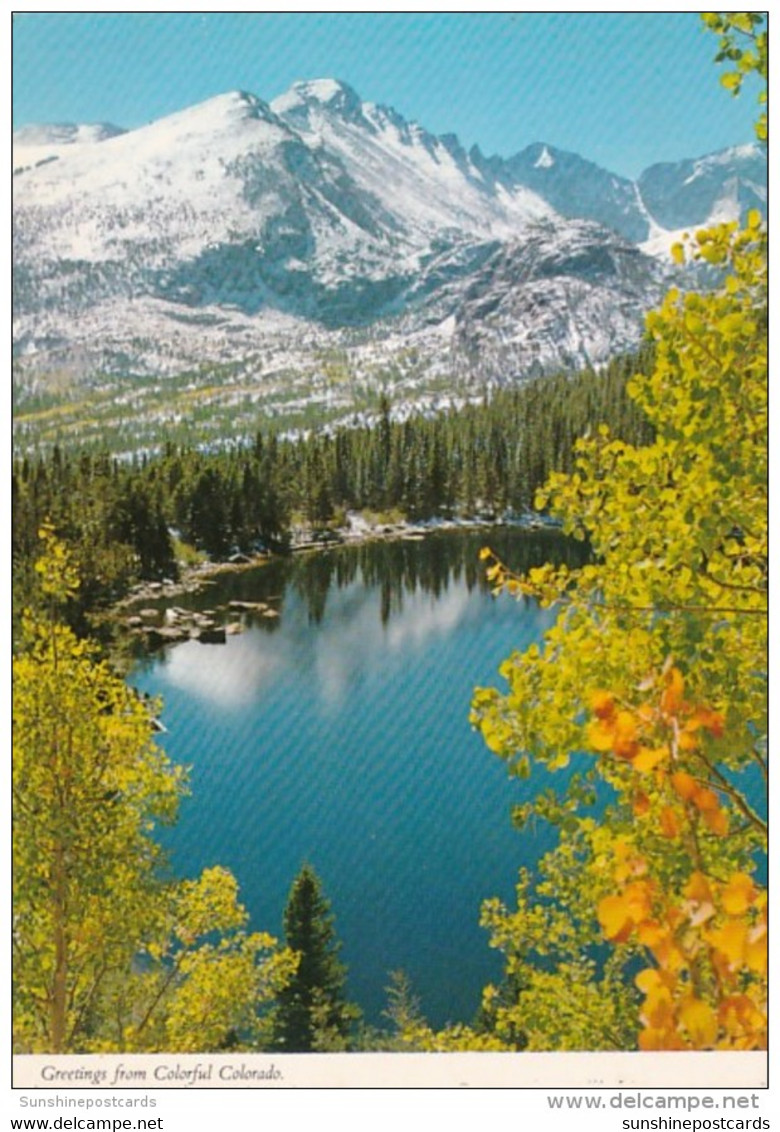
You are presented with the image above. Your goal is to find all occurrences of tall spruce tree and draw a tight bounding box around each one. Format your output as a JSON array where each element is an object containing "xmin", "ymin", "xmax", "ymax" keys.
[{"xmin": 271, "ymin": 864, "xmax": 355, "ymax": 1052}]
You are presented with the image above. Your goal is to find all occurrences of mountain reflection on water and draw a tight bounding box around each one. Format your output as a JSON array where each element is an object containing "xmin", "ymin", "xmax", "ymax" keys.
[{"xmin": 131, "ymin": 528, "xmax": 589, "ymax": 1028}]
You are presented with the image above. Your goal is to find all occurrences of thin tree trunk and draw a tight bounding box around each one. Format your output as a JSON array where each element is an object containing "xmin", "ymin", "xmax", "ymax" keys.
[{"xmin": 50, "ymin": 842, "xmax": 68, "ymax": 1052}]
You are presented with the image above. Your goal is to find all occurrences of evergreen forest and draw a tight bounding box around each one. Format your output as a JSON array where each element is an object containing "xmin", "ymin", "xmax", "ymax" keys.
[
  {"xmin": 12, "ymin": 353, "xmax": 653, "ymax": 641},
  {"xmin": 12, "ymin": 14, "xmax": 767, "ymax": 1060}
]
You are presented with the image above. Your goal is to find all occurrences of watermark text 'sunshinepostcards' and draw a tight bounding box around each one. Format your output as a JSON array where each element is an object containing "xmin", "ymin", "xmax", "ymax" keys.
[{"xmin": 547, "ymin": 1093, "xmax": 768, "ymax": 1127}]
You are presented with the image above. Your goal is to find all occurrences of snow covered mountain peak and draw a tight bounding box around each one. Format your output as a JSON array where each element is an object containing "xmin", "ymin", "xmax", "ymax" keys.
[
  {"xmin": 133, "ymin": 89, "xmax": 285, "ymax": 140},
  {"xmin": 12, "ymin": 81, "xmax": 765, "ymax": 402},
  {"xmin": 272, "ymin": 78, "xmax": 436, "ymax": 145},
  {"xmin": 533, "ymin": 144, "xmax": 556, "ymax": 169},
  {"xmin": 271, "ymin": 77, "xmax": 377, "ymax": 134},
  {"xmin": 275, "ymin": 77, "xmax": 362, "ymax": 112}
]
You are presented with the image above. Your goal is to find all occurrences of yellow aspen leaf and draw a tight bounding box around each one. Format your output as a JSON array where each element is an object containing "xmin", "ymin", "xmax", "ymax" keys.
[
  {"xmin": 478, "ymin": 547, "xmax": 493, "ymax": 561},
  {"xmin": 635, "ymin": 967, "xmax": 676, "ymax": 995},
  {"xmin": 720, "ymin": 873, "xmax": 755, "ymax": 915},
  {"xmin": 678, "ymin": 731, "xmax": 700, "ymax": 752},
  {"xmin": 682, "ymin": 715, "xmax": 702, "ymax": 734},
  {"xmin": 585, "ymin": 719, "xmax": 615, "ymax": 752},
  {"xmin": 614, "ymin": 852, "xmax": 648, "ymax": 884},
  {"xmin": 679, "ymin": 997, "xmax": 719, "ymax": 1047},
  {"xmin": 481, "ymin": 722, "xmax": 509, "ymax": 755},
  {"xmin": 633, "ymin": 746, "xmax": 669, "ymax": 773},
  {"xmin": 707, "ymin": 923, "xmax": 747, "ymax": 969},
  {"xmin": 671, "ymin": 770, "xmax": 698, "ymax": 801},
  {"xmin": 744, "ymin": 926, "xmax": 767, "ymax": 976},
  {"xmin": 597, "ymin": 894, "xmax": 633, "ymax": 941},
  {"xmin": 635, "ymin": 968, "xmax": 659, "ymax": 994}
]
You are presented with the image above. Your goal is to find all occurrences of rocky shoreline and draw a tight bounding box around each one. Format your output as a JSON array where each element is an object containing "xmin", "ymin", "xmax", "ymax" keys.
[{"xmin": 118, "ymin": 510, "xmax": 557, "ymax": 649}]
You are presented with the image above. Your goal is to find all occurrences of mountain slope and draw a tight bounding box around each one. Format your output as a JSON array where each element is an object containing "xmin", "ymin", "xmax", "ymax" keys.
[
  {"xmin": 12, "ymin": 81, "xmax": 765, "ymax": 427},
  {"xmin": 479, "ymin": 142, "xmax": 650, "ymax": 244},
  {"xmin": 637, "ymin": 143, "xmax": 766, "ymax": 230}
]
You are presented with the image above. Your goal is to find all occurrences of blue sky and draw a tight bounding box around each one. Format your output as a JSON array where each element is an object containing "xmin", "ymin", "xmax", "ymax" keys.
[{"xmin": 12, "ymin": 12, "xmax": 761, "ymax": 178}]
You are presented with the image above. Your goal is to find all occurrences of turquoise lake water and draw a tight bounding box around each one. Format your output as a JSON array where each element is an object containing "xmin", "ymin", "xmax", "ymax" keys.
[{"xmin": 131, "ymin": 529, "xmax": 585, "ymax": 1028}]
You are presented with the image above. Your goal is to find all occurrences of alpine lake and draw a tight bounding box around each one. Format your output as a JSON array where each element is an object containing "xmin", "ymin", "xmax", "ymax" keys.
[{"xmin": 129, "ymin": 527, "xmax": 590, "ymax": 1029}]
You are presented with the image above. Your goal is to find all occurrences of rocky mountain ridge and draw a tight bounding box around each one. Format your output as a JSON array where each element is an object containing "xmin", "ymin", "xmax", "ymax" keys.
[{"xmin": 13, "ymin": 80, "xmax": 766, "ymax": 419}]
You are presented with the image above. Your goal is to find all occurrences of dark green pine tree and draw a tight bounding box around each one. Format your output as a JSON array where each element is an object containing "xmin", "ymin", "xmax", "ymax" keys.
[{"xmin": 271, "ymin": 864, "xmax": 356, "ymax": 1052}]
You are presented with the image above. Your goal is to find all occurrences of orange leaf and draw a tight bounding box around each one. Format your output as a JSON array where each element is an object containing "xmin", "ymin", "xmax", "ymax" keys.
[
  {"xmin": 638, "ymin": 921, "xmax": 686, "ymax": 971},
  {"xmin": 693, "ymin": 787, "xmax": 720, "ymax": 812},
  {"xmin": 624, "ymin": 880, "xmax": 654, "ymax": 923},
  {"xmin": 691, "ymin": 707, "xmax": 725, "ymax": 738},
  {"xmin": 671, "ymin": 770, "xmax": 698, "ymax": 801},
  {"xmin": 632, "ymin": 791, "xmax": 651, "ymax": 816},
  {"xmin": 719, "ymin": 995, "xmax": 766, "ymax": 1036},
  {"xmin": 612, "ymin": 711, "xmax": 639, "ymax": 759},
  {"xmin": 684, "ymin": 872, "xmax": 714, "ymax": 904},
  {"xmin": 721, "ymin": 873, "xmax": 755, "ymax": 915},
  {"xmin": 641, "ymin": 986, "xmax": 675, "ymax": 1029},
  {"xmin": 637, "ymin": 920, "xmax": 665, "ymax": 949},
  {"xmin": 639, "ymin": 1026, "xmax": 685, "ymax": 1051},
  {"xmin": 702, "ymin": 808, "xmax": 729, "ymax": 836},
  {"xmin": 659, "ymin": 805, "xmax": 681, "ymax": 838},
  {"xmin": 707, "ymin": 713, "xmax": 725, "ymax": 739},
  {"xmin": 661, "ymin": 666, "xmax": 685, "ymax": 714}
]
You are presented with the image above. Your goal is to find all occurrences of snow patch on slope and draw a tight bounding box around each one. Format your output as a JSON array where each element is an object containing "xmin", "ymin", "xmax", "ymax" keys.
[{"xmin": 533, "ymin": 145, "xmax": 555, "ymax": 169}]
